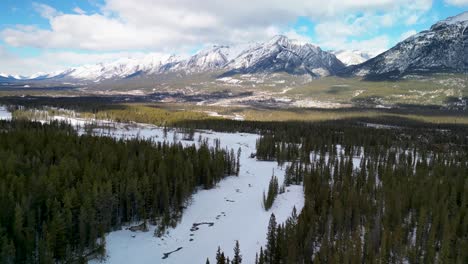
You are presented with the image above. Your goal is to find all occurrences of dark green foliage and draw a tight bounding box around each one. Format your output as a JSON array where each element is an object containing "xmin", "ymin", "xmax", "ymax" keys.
[
  {"xmin": 263, "ymin": 176, "xmax": 279, "ymax": 211},
  {"xmin": 232, "ymin": 240, "xmax": 242, "ymax": 264},
  {"xmin": 253, "ymin": 122, "xmax": 468, "ymax": 263},
  {"xmin": 0, "ymin": 120, "xmax": 239, "ymax": 263},
  {"xmin": 216, "ymin": 246, "xmax": 226, "ymax": 264},
  {"xmin": 213, "ymin": 241, "xmax": 242, "ymax": 264},
  {"xmin": 265, "ymin": 214, "xmax": 277, "ymax": 264}
]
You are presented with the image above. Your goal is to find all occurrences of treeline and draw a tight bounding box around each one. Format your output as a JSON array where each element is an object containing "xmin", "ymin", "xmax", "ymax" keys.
[
  {"xmin": 254, "ymin": 121, "xmax": 468, "ymax": 164},
  {"xmin": 250, "ymin": 123, "xmax": 468, "ymax": 263},
  {"xmin": 0, "ymin": 120, "xmax": 239, "ymax": 263}
]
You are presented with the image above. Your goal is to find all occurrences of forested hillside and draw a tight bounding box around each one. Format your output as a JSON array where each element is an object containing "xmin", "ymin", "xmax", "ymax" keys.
[{"xmin": 0, "ymin": 120, "xmax": 239, "ymax": 263}]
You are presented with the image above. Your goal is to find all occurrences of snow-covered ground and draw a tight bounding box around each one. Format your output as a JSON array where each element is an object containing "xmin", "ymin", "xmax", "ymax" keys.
[
  {"xmin": 0, "ymin": 107, "xmax": 304, "ymax": 264},
  {"xmin": 86, "ymin": 119, "xmax": 304, "ymax": 264},
  {"xmin": 203, "ymin": 111, "xmax": 245, "ymax": 121},
  {"xmin": 0, "ymin": 106, "xmax": 11, "ymax": 120}
]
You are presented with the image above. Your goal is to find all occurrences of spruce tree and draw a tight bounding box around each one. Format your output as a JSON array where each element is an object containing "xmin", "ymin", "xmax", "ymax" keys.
[
  {"xmin": 258, "ymin": 247, "xmax": 265, "ymax": 264},
  {"xmin": 232, "ymin": 240, "xmax": 242, "ymax": 264},
  {"xmin": 265, "ymin": 214, "xmax": 277, "ymax": 264}
]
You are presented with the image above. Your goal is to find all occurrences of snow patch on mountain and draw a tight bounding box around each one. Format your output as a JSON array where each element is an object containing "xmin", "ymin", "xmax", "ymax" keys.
[
  {"xmin": 348, "ymin": 11, "xmax": 468, "ymax": 79},
  {"xmin": 223, "ymin": 35, "xmax": 344, "ymax": 77},
  {"xmin": 332, "ymin": 50, "xmax": 376, "ymax": 66},
  {"xmin": 437, "ymin": 11, "xmax": 468, "ymax": 25},
  {"xmin": 13, "ymin": 36, "xmax": 343, "ymax": 82}
]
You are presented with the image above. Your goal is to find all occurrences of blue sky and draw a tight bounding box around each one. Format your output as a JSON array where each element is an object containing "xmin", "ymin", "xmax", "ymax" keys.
[{"xmin": 0, "ymin": 0, "xmax": 467, "ymax": 75}]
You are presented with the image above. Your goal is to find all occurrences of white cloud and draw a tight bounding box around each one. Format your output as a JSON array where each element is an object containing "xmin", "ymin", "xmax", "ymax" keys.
[
  {"xmin": 445, "ymin": 0, "xmax": 468, "ymax": 6},
  {"xmin": 1, "ymin": 0, "xmax": 437, "ymax": 74},
  {"xmin": 405, "ymin": 14, "xmax": 420, "ymax": 25},
  {"xmin": 283, "ymin": 30, "xmax": 314, "ymax": 44},
  {"xmin": 73, "ymin": 7, "xmax": 86, "ymax": 15},
  {"xmin": 32, "ymin": 2, "xmax": 61, "ymax": 19},
  {"xmin": 319, "ymin": 35, "xmax": 390, "ymax": 55},
  {"xmin": 2, "ymin": 0, "xmax": 433, "ymax": 52},
  {"xmin": 399, "ymin": 30, "xmax": 417, "ymax": 41},
  {"xmin": 313, "ymin": 0, "xmax": 431, "ymax": 52},
  {"xmin": 0, "ymin": 45, "xmax": 159, "ymax": 75}
]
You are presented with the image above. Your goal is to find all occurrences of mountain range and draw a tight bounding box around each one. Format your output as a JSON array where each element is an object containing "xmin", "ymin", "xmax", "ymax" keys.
[{"xmin": 1, "ymin": 12, "xmax": 467, "ymax": 84}]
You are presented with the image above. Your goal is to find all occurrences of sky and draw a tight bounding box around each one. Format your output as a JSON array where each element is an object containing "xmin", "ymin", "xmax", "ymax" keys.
[{"xmin": 0, "ymin": 0, "xmax": 467, "ymax": 76}]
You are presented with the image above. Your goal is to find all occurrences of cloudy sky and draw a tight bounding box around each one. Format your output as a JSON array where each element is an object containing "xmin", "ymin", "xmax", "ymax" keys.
[{"xmin": 1, "ymin": 0, "xmax": 467, "ymax": 75}]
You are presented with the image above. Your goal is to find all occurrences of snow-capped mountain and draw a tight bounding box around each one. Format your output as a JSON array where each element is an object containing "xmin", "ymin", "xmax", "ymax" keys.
[
  {"xmin": 332, "ymin": 50, "xmax": 376, "ymax": 66},
  {"xmin": 25, "ymin": 47, "xmax": 238, "ymax": 82},
  {"xmin": 0, "ymin": 72, "xmax": 27, "ymax": 81},
  {"xmin": 11, "ymin": 36, "xmax": 342, "ymax": 83},
  {"xmin": 32, "ymin": 54, "xmax": 180, "ymax": 81},
  {"xmin": 348, "ymin": 12, "xmax": 468, "ymax": 79},
  {"xmin": 4, "ymin": 11, "xmax": 468, "ymax": 85},
  {"xmin": 0, "ymin": 73, "xmax": 11, "ymax": 81},
  {"xmin": 179, "ymin": 46, "xmax": 230, "ymax": 73},
  {"xmin": 222, "ymin": 35, "xmax": 345, "ymax": 77}
]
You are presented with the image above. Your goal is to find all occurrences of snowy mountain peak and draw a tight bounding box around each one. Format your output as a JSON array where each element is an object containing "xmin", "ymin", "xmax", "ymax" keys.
[
  {"xmin": 0, "ymin": 36, "xmax": 353, "ymax": 82},
  {"xmin": 267, "ymin": 35, "xmax": 291, "ymax": 46},
  {"xmin": 265, "ymin": 35, "xmax": 317, "ymax": 49},
  {"xmin": 348, "ymin": 11, "xmax": 468, "ymax": 79},
  {"xmin": 437, "ymin": 11, "xmax": 468, "ymax": 25},
  {"xmin": 222, "ymin": 35, "xmax": 344, "ymax": 77},
  {"xmin": 183, "ymin": 46, "xmax": 230, "ymax": 72},
  {"xmin": 332, "ymin": 50, "xmax": 376, "ymax": 66},
  {"xmin": 10, "ymin": 35, "xmax": 343, "ymax": 82}
]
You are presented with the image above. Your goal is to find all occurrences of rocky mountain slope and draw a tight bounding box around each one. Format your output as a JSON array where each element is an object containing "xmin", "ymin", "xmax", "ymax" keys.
[
  {"xmin": 347, "ymin": 12, "xmax": 468, "ymax": 79},
  {"xmin": 0, "ymin": 73, "xmax": 26, "ymax": 81},
  {"xmin": 221, "ymin": 35, "xmax": 345, "ymax": 77},
  {"xmin": 1, "ymin": 36, "xmax": 343, "ymax": 83}
]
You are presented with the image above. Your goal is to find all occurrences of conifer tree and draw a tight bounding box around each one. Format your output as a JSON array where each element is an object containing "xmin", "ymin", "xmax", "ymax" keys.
[
  {"xmin": 265, "ymin": 214, "xmax": 277, "ymax": 264},
  {"xmin": 258, "ymin": 247, "xmax": 265, "ymax": 264},
  {"xmin": 232, "ymin": 240, "xmax": 242, "ymax": 264},
  {"xmin": 216, "ymin": 246, "xmax": 226, "ymax": 264}
]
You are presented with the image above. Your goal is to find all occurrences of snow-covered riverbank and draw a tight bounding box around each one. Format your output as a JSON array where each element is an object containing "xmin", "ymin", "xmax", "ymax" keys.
[
  {"xmin": 0, "ymin": 107, "xmax": 304, "ymax": 264},
  {"xmin": 94, "ymin": 129, "xmax": 304, "ymax": 264}
]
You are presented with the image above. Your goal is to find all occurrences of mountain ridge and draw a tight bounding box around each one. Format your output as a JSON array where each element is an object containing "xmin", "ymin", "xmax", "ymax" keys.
[
  {"xmin": 1, "ymin": 35, "xmax": 344, "ymax": 83},
  {"xmin": 345, "ymin": 11, "xmax": 468, "ymax": 79},
  {"xmin": 2, "ymin": 12, "xmax": 468, "ymax": 84}
]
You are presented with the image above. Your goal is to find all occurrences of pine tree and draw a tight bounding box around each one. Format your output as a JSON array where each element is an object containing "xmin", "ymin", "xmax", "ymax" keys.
[
  {"xmin": 216, "ymin": 246, "xmax": 226, "ymax": 264},
  {"xmin": 258, "ymin": 247, "xmax": 265, "ymax": 264},
  {"xmin": 265, "ymin": 214, "xmax": 277, "ymax": 264},
  {"xmin": 263, "ymin": 175, "xmax": 279, "ymax": 210},
  {"xmin": 232, "ymin": 240, "xmax": 242, "ymax": 264}
]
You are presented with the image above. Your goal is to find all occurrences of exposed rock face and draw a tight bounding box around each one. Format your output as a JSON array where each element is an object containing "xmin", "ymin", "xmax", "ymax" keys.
[
  {"xmin": 15, "ymin": 36, "xmax": 344, "ymax": 82},
  {"xmin": 348, "ymin": 12, "xmax": 468, "ymax": 79},
  {"xmin": 222, "ymin": 35, "xmax": 345, "ymax": 77}
]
